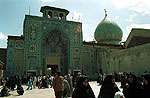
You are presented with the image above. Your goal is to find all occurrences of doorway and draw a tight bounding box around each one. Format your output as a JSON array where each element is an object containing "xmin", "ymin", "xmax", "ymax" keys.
[
  {"xmin": 27, "ymin": 72, "xmax": 36, "ymax": 77},
  {"xmin": 42, "ymin": 30, "xmax": 69, "ymax": 76},
  {"xmin": 74, "ymin": 70, "xmax": 81, "ymax": 77},
  {"xmin": 47, "ymin": 65, "xmax": 58, "ymax": 76}
]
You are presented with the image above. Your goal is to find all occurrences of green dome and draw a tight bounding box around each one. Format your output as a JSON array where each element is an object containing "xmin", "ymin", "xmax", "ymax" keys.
[{"xmin": 94, "ymin": 17, "xmax": 123, "ymax": 45}]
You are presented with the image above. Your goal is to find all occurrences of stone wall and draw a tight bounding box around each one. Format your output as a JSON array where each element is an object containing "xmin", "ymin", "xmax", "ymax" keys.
[{"xmin": 102, "ymin": 43, "xmax": 150, "ymax": 76}]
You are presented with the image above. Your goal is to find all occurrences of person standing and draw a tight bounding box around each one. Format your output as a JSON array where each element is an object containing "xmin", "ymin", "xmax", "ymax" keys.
[
  {"xmin": 72, "ymin": 75, "xmax": 95, "ymax": 98},
  {"xmin": 37, "ymin": 76, "xmax": 41, "ymax": 88},
  {"xmin": 46, "ymin": 76, "xmax": 49, "ymax": 88},
  {"xmin": 49, "ymin": 75, "xmax": 54, "ymax": 88},
  {"xmin": 42, "ymin": 75, "xmax": 46, "ymax": 88},
  {"xmin": 63, "ymin": 76, "xmax": 70, "ymax": 98},
  {"xmin": 123, "ymin": 73, "xmax": 141, "ymax": 98},
  {"xmin": 120, "ymin": 73, "xmax": 126, "ymax": 88},
  {"xmin": 10, "ymin": 76, "xmax": 15, "ymax": 91},
  {"xmin": 102, "ymin": 73, "xmax": 106, "ymax": 82},
  {"xmin": 52, "ymin": 71, "xmax": 64, "ymax": 98},
  {"xmin": 141, "ymin": 74, "xmax": 150, "ymax": 98},
  {"xmin": 97, "ymin": 75, "xmax": 120, "ymax": 98},
  {"xmin": 66, "ymin": 74, "xmax": 73, "ymax": 97},
  {"xmin": 2, "ymin": 77, "xmax": 6, "ymax": 86},
  {"xmin": 97, "ymin": 73, "xmax": 102, "ymax": 85}
]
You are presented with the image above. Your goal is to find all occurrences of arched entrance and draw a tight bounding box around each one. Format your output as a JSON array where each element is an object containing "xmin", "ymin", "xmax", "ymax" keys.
[
  {"xmin": 47, "ymin": 65, "xmax": 58, "ymax": 76},
  {"xmin": 45, "ymin": 56, "xmax": 60, "ymax": 75},
  {"xmin": 42, "ymin": 29, "xmax": 69, "ymax": 75}
]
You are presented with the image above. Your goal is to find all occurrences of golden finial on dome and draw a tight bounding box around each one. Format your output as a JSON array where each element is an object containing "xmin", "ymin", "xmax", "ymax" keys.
[{"xmin": 104, "ymin": 9, "xmax": 107, "ymax": 18}]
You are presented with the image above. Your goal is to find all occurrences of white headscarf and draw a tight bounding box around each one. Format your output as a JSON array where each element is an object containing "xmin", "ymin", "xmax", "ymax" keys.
[{"xmin": 114, "ymin": 91, "xmax": 125, "ymax": 98}]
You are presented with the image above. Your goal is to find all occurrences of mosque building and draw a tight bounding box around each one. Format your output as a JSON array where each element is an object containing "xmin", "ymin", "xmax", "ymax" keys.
[{"xmin": 3, "ymin": 6, "xmax": 150, "ymax": 79}]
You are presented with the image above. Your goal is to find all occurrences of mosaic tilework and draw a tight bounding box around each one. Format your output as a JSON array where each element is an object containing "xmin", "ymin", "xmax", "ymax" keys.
[
  {"xmin": 23, "ymin": 15, "xmax": 83, "ymax": 76},
  {"xmin": 74, "ymin": 59, "xmax": 80, "ymax": 70},
  {"xmin": 14, "ymin": 49, "xmax": 24, "ymax": 76},
  {"xmin": 29, "ymin": 44, "xmax": 36, "ymax": 52},
  {"xmin": 94, "ymin": 17, "xmax": 123, "ymax": 45},
  {"xmin": 29, "ymin": 24, "xmax": 37, "ymax": 41},
  {"xmin": 15, "ymin": 40, "xmax": 24, "ymax": 49},
  {"xmin": 28, "ymin": 57, "xmax": 36, "ymax": 70},
  {"xmin": 6, "ymin": 40, "xmax": 14, "ymax": 76},
  {"xmin": 74, "ymin": 47, "xmax": 80, "ymax": 54}
]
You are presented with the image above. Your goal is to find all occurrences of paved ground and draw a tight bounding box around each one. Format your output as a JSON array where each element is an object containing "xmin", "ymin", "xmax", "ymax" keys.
[
  {"xmin": 90, "ymin": 81, "xmax": 122, "ymax": 98},
  {"xmin": 0, "ymin": 81, "xmax": 121, "ymax": 98}
]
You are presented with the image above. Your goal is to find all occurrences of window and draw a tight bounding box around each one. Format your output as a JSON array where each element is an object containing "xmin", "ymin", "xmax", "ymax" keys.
[
  {"xmin": 59, "ymin": 13, "xmax": 64, "ymax": 19},
  {"xmin": 54, "ymin": 12, "xmax": 58, "ymax": 19},
  {"xmin": 48, "ymin": 11, "xmax": 52, "ymax": 18}
]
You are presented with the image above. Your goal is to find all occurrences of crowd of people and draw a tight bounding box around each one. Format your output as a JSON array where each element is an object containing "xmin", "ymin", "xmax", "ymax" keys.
[
  {"xmin": 0, "ymin": 76, "xmax": 24, "ymax": 97},
  {"xmin": 26, "ymin": 75, "xmax": 55, "ymax": 90},
  {"xmin": 97, "ymin": 72, "xmax": 150, "ymax": 98},
  {"xmin": 0, "ymin": 72, "xmax": 150, "ymax": 98}
]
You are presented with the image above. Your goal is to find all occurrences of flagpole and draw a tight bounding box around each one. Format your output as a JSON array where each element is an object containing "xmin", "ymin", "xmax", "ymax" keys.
[
  {"xmin": 29, "ymin": 5, "xmax": 30, "ymax": 15},
  {"xmin": 78, "ymin": 15, "xmax": 80, "ymax": 21},
  {"xmin": 72, "ymin": 13, "xmax": 74, "ymax": 20}
]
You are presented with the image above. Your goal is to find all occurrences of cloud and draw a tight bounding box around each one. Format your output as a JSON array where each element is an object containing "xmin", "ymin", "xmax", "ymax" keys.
[
  {"xmin": 72, "ymin": 11, "xmax": 83, "ymax": 21},
  {"xmin": 122, "ymin": 24, "xmax": 150, "ymax": 41},
  {"xmin": 0, "ymin": 32, "xmax": 7, "ymax": 40},
  {"xmin": 126, "ymin": 24, "xmax": 150, "ymax": 33},
  {"xmin": 111, "ymin": 0, "xmax": 136, "ymax": 8},
  {"xmin": 125, "ymin": 14, "xmax": 137, "ymax": 22},
  {"xmin": 40, "ymin": 0, "xmax": 55, "ymax": 2},
  {"xmin": 111, "ymin": 0, "xmax": 150, "ymax": 15},
  {"xmin": 115, "ymin": 16, "xmax": 120, "ymax": 20},
  {"xmin": 83, "ymin": 23, "xmax": 89, "ymax": 29},
  {"xmin": 82, "ymin": 23, "xmax": 93, "ymax": 41}
]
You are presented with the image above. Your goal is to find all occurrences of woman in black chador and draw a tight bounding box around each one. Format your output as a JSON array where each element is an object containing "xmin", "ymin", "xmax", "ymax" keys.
[
  {"xmin": 123, "ymin": 73, "xmax": 141, "ymax": 98},
  {"xmin": 1, "ymin": 86, "xmax": 8, "ymax": 97},
  {"xmin": 141, "ymin": 74, "xmax": 150, "ymax": 98},
  {"xmin": 17, "ymin": 84, "xmax": 24, "ymax": 95},
  {"xmin": 72, "ymin": 75, "xmax": 95, "ymax": 98},
  {"xmin": 97, "ymin": 75, "xmax": 120, "ymax": 98}
]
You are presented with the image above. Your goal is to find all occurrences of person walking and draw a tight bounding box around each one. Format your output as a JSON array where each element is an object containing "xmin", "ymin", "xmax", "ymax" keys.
[
  {"xmin": 141, "ymin": 74, "xmax": 150, "ymax": 98},
  {"xmin": 63, "ymin": 76, "xmax": 70, "ymax": 98},
  {"xmin": 72, "ymin": 75, "xmax": 95, "ymax": 98},
  {"xmin": 52, "ymin": 71, "xmax": 64, "ymax": 98},
  {"xmin": 33, "ymin": 76, "xmax": 37, "ymax": 89},
  {"xmin": 123, "ymin": 73, "xmax": 142, "ymax": 98},
  {"xmin": 66, "ymin": 74, "xmax": 73, "ymax": 97},
  {"xmin": 27, "ymin": 76, "xmax": 32, "ymax": 90},
  {"xmin": 97, "ymin": 75, "xmax": 120, "ymax": 98}
]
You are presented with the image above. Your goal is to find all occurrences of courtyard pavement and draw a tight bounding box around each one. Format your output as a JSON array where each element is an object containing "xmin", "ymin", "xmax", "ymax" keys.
[{"xmin": 0, "ymin": 81, "xmax": 122, "ymax": 98}]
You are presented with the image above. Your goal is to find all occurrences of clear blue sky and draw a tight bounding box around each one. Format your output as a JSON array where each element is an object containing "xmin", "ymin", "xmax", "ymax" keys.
[{"xmin": 0, "ymin": 0, "xmax": 150, "ymax": 48}]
